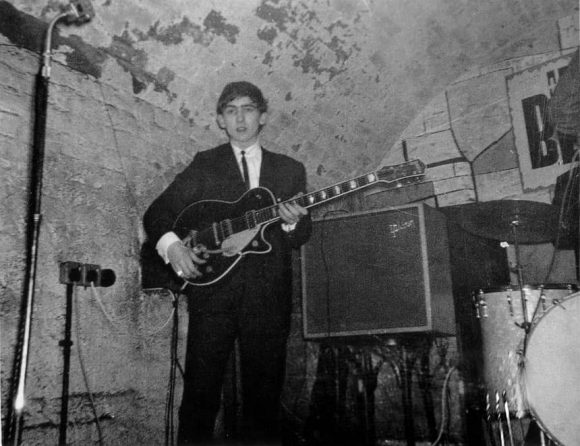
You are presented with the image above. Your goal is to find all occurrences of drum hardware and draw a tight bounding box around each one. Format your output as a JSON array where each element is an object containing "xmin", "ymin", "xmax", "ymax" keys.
[
  {"xmin": 463, "ymin": 200, "xmax": 560, "ymax": 330},
  {"xmin": 479, "ymin": 289, "xmax": 580, "ymax": 445},
  {"xmin": 461, "ymin": 200, "xmax": 579, "ymax": 443},
  {"xmin": 476, "ymin": 284, "xmax": 577, "ymax": 419},
  {"xmin": 495, "ymin": 392, "xmax": 506, "ymax": 446},
  {"xmin": 455, "ymin": 200, "xmax": 559, "ymax": 245},
  {"xmin": 540, "ymin": 431, "xmax": 547, "ymax": 446},
  {"xmin": 484, "ymin": 391, "xmax": 516, "ymax": 446},
  {"xmin": 485, "ymin": 394, "xmax": 496, "ymax": 446},
  {"xmin": 473, "ymin": 289, "xmax": 488, "ymax": 319},
  {"xmin": 540, "ymin": 289, "xmax": 547, "ymax": 312},
  {"xmin": 460, "ymin": 200, "xmax": 559, "ymax": 333},
  {"xmin": 502, "ymin": 391, "xmax": 515, "ymax": 446},
  {"xmin": 509, "ymin": 214, "xmax": 533, "ymax": 333},
  {"xmin": 506, "ymin": 290, "xmax": 514, "ymax": 317},
  {"xmin": 529, "ymin": 284, "xmax": 574, "ymax": 324}
]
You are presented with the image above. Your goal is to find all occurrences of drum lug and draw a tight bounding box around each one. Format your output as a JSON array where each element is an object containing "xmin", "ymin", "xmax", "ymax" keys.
[
  {"xmin": 552, "ymin": 299, "xmax": 567, "ymax": 310},
  {"xmin": 540, "ymin": 288, "xmax": 547, "ymax": 311},
  {"xmin": 506, "ymin": 289, "xmax": 514, "ymax": 316},
  {"xmin": 474, "ymin": 289, "xmax": 488, "ymax": 318}
]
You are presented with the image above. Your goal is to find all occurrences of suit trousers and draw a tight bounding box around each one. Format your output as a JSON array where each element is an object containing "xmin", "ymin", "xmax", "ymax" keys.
[{"xmin": 177, "ymin": 258, "xmax": 292, "ymax": 445}]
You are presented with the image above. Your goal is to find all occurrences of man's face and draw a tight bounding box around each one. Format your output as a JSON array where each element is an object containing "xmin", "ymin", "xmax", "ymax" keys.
[{"xmin": 217, "ymin": 96, "xmax": 267, "ymax": 149}]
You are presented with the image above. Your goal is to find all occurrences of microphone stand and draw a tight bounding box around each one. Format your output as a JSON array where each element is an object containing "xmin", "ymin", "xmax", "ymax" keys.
[
  {"xmin": 510, "ymin": 220, "xmax": 530, "ymax": 332},
  {"xmin": 6, "ymin": 5, "xmax": 93, "ymax": 444},
  {"xmin": 59, "ymin": 281, "xmax": 76, "ymax": 446}
]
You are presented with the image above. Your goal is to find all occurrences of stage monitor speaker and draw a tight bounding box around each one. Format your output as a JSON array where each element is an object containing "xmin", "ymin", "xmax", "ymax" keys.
[{"xmin": 301, "ymin": 203, "xmax": 455, "ymax": 339}]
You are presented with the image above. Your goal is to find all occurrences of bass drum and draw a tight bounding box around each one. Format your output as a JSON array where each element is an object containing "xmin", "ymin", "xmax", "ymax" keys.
[
  {"xmin": 476, "ymin": 284, "xmax": 576, "ymax": 415},
  {"xmin": 523, "ymin": 291, "xmax": 580, "ymax": 446}
]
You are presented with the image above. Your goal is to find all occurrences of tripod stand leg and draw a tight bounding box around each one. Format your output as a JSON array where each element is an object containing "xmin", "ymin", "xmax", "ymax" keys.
[{"xmin": 58, "ymin": 283, "xmax": 75, "ymax": 445}]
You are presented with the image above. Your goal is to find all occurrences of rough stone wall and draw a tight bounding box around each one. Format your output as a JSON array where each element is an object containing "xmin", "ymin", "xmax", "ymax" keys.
[
  {"xmin": 0, "ymin": 43, "xmax": 206, "ymax": 445},
  {"xmin": 1, "ymin": 0, "xmax": 579, "ymax": 444}
]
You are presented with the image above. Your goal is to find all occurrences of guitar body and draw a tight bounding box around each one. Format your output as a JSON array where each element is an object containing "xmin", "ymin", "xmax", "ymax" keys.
[{"xmin": 173, "ymin": 187, "xmax": 278, "ymax": 286}]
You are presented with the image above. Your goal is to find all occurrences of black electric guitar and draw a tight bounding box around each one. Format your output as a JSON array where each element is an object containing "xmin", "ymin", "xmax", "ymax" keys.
[{"xmin": 172, "ymin": 159, "xmax": 425, "ymax": 287}]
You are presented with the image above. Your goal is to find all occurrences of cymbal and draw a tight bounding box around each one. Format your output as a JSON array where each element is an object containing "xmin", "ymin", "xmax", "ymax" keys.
[{"xmin": 456, "ymin": 200, "xmax": 558, "ymax": 244}]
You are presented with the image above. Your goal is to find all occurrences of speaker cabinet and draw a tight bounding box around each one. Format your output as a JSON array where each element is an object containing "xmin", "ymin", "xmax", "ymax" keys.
[{"xmin": 301, "ymin": 203, "xmax": 455, "ymax": 338}]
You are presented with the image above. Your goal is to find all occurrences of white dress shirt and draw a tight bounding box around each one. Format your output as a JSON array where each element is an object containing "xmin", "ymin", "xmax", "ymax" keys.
[{"xmin": 231, "ymin": 141, "xmax": 262, "ymax": 189}]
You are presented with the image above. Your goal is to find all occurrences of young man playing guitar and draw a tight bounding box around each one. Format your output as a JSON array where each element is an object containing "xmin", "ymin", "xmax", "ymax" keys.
[{"xmin": 143, "ymin": 81, "xmax": 312, "ymax": 444}]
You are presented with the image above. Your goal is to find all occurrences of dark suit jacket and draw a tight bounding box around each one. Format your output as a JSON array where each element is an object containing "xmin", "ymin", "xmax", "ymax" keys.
[{"xmin": 142, "ymin": 143, "xmax": 312, "ymax": 292}]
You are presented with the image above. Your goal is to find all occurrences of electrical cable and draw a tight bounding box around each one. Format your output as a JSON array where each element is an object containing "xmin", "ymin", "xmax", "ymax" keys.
[
  {"xmin": 70, "ymin": 286, "xmax": 181, "ymax": 444},
  {"xmin": 74, "ymin": 285, "xmax": 104, "ymax": 445},
  {"xmin": 430, "ymin": 365, "xmax": 457, "ymax": 446},
  {"xmin": 90, "ymin": 285, "xmax": 176, "ymax": 337},
  {"xmin": 164, "ymin": 289, "xmax": 180, "ymax": 446}
]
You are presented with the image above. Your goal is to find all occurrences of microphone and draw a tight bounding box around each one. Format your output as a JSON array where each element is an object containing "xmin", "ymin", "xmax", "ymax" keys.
[
  {"xmin": 41, "ymin": 0, "xmax": 95, "ymax": 78},
  {"xmin": 66, "ymin": 0, "xmax": 95, "ymax": 24},
  {"xmin": 84, "ymin": 266, "xmax": 116, "ymax": 287},
  {"xmin": 100, "ymin": 269, "xmax": 116, "ymax": 288}
]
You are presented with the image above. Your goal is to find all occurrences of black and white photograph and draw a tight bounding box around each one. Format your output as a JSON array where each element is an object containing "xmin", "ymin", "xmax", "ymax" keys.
[{"xmin": 1, "ymin": 1, "xmax": 578, "ymax": 445}]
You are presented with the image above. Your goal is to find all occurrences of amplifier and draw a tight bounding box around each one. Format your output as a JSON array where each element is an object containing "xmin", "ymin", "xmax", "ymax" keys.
[{"xmin": 301, "ymin": 203, "xmax": 455, "ymax": 338}]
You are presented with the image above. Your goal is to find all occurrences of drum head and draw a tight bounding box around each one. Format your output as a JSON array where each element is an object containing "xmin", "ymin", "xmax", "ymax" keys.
[{"xmin": 524, "ymin": 292, "xmax": 580, "ymax": 445}]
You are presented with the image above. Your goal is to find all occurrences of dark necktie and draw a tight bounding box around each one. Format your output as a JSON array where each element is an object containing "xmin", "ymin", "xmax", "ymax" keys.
[{"xmin": 241, "ymin": 151, "xmax": 250, "ymax": 190}]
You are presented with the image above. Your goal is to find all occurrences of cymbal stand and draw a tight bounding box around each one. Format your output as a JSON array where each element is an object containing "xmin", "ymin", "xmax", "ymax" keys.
[{"xmin": 511, "ymin": 217, "xmax": 531, "ymax": 332}]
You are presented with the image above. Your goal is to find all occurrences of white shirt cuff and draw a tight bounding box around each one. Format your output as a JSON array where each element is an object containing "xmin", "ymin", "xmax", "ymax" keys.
[
  {"xmin": 282, "ymin": 222, "xmax": 297, "ymax": 232},
  {"xmin": 156, "ymin": 232, "xmax": 182, "ymax": 263}
]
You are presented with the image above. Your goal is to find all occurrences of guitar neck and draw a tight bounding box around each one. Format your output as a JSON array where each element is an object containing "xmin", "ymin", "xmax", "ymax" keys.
[{"xmin": 255, "ymin": 160, "xmax": 425, "ymax": 226}]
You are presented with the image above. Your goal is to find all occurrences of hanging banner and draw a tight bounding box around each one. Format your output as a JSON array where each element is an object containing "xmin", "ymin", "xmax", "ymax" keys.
[{"xmin": 507, "ymin": 52, "xmax": 575, "ymax": 190}]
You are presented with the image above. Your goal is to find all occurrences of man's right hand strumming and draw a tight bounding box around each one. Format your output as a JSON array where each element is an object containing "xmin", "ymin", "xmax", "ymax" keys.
[{"xmin": 167, "ymin": 240, "xmax": 206, "ymax": 279}]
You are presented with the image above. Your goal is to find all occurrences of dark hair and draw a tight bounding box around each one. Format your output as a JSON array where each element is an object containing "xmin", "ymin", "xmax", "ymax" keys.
[{"xmin": 216, "ymin": 81, "xmax": 268, "ymax": 114}]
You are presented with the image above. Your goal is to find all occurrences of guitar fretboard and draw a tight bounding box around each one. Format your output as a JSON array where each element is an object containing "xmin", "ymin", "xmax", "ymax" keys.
[
  {"xmin": 256, "ymin": 171, "xmax": 382, "ymax": 225},
  {"xmin": 249, "ymin": 160, "xmax": 424, "ymax": 229}
]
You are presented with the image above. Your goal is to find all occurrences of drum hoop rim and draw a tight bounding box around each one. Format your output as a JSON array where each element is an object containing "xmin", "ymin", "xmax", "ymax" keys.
[
  {"xmin": 475, "ymin": 283, "xmax": 578, "ymax": 293},
  {"xmin": 525, "ymin": 291, "xmax": 580, "ymax": 343},
  {"xmin": 527, "ymin": 400, "xmax": 566, "ymax": 446}
]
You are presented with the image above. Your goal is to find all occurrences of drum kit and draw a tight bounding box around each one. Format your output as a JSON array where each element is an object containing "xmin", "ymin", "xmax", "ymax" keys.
[{"xmin": 457, "ymin": 199, "xmax": 580, "ymax": 446}]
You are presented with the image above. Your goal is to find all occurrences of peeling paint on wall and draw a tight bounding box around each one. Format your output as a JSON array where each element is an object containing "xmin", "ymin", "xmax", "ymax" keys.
[
  {"xmin": 136, "ymin": 17, "xmax": 206, "ymax": 46},
  {"xmin": 203, "ymin": 9, "xmax": 239, "ymax": 43},
  {"xmin": 130, "ymin": 10, "xmax": 239, "ymax": 47},
  {"xmin": 257, "ymin": 26, "xmax": 278, "ymax": 45},
  {"xmin": 103, "ymin": 9, "xmax": 240, "ymax": 94},
  {"xmin": 256, "ymin": 0, "xmax": 364, "ymax": 85},
  {"xmin": 0, "ymin": 3, "xmax": 243, "ymax": 99}
]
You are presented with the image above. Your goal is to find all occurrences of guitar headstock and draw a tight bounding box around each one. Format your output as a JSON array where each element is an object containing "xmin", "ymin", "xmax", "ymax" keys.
[{"xmin": 376, "ymin": 159, "xmax": 425, "ymax": 186}]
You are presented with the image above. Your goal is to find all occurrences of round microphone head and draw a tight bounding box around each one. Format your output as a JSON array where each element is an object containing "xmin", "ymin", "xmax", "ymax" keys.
[{"xmin": 100, "ymin": 269, "xmax": 116, "ymax": 287}]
